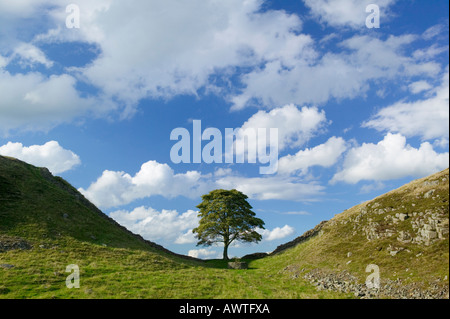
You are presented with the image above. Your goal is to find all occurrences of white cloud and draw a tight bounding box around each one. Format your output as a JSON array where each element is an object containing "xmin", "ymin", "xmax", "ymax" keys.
[
  {"xmin": 215, "ymin": 175, "xmax": 325, "ymax": 201},
  {"xmin": 40, "ymin": 0, "xmax": 314, "ymax": 115},
  {"xmin": 13, "ymin": 42, "xmax": 53, "ymax": 68},
  {"xmin": 422, "ymin": 24, "xmax": 446, "ymax": 40},
  {"xmin": 175, "ymin": 230, "xmax": 197, "ymax": 245},
  {"xmin": 0, "ymin": 141, "xmax": 80, "ymax": 174},
  {"xmin": 0, "ymin": 0, "xmax": 446, "ymax": 133},
  {"xmin": 408, "ymin": 80, "xmax": 432, "ymax": 94},
  {"xmin": 109, "ymin": 206, "xmax": 199, "ymax": 245},
  {"xmin": 363, "ymin": 69, "xmax": 449, "ymax": 141},
  {"xmin": 237, "ymin": 104, "xmax": 327, "ymax": 152},
  {"xmin": 278, "ymin": 136, "xmax": 347, "ymax": 175},
  {"xmin": 257, "ymin": 225, "xmax": 295, "ymax": 241},
  {"xmin": 359, "ymin": 181, "xmax": 386, "ymax": 194},
  {"xmin": 79, "ymin": 160, "xmax": 212, "ymax": 208},
  {"xmin": 80, "ymin": 104, "xmax": 333, "ymax": 208},
  {"xmin": 284, "ymin": 211, "xmax": 311, "ymax": 216},
  {"xmin": 231, "ymin": 34, "xmax": 440, "ymax": 110},
  {"xmin": 303, "ymin": 0, "xmax": 396, "ymax": 28},
  {"xmin": 331, "ymin": 133, "xmax": 449, "ymax": 184},
  {"xmin": 0, "ymin": 0, "xmax": 59, "ymax": 17},
  {"xmin": 0, "ymin": 55, "xmax": 9, "ymax": 68},
  {"xmin": 0, "ymin": 70, "xmax": 113, "ymax": 135},
  {"xmin": 188, "ymin": 249, "xmax": 221, "ymax": 259},
  {"xmin": 80, "ymin": 158, "xmax": 326, "ymax": 208}
]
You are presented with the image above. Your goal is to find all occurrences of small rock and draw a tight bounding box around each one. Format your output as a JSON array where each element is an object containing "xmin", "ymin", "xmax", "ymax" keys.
[
  {"xmin": 424, "ymin": 189, "xmax": 436, "ymax": 199},
  {"xmin": 0, "ymin": 264, "xmax": 15, "ymax": 269},
  {"xmin": 390, "ymin": 251, "xmax": 399, "ymax": 256}
]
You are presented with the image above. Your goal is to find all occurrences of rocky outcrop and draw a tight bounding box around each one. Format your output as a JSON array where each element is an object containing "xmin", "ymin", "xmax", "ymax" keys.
[
  {"xmin": 285, "ymin": 267, "xmax": 449, "ymax": 299},
  {"xmin": 0, "ymin": 236, "xmax": 32, "ymax": 252},
  {"xmin": 328, "ymin": 172, "xmax": 449, "ymax": 247}
]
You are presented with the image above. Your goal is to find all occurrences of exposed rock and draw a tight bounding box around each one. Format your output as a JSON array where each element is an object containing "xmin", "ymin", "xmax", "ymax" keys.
[
  {"xmin": 0, "ymin": 264, "xmax": 15, "ymax": 269},
  {"xmin": 424, "ymin": 189, "xmax": 436, "ymax": 199},
  {"xmin": 300, "ymin": 268, "xmax": 448, "ymax": 299},
  {"xmin": 0, "ymin": 236, "xmax": 32, "ymax": 252},
  {"xmin": 228, "ymin": 261, "xmax": 248, "ymax": 269}
]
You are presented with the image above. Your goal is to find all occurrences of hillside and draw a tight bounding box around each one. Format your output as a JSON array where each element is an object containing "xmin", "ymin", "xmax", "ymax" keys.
[
  {"xmin": 0, "ymin": 155, "xmax": 347, "ymax": 299},
  {"xmin": 0, "ymin": 155, "xmax": 448, "ymax": 299},
  {"xmin": 257, "ymin": 168, "xmax": 449, "ymax": 298},
  {"xmin": 0, "ymin": 155, "xmax": 200, "ymax": 260}
]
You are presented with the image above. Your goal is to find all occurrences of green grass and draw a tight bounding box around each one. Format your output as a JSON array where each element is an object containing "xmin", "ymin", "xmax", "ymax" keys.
[
  {"xmin": 0, "ymin": 240, "xmax": 352, "ymax": 299},
  {"xmin": 1, "ymin": 156, "xmax": 448, "ymax": 299}
]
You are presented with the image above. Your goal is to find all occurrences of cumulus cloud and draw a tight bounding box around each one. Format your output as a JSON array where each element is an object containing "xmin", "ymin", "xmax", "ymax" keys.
[
  {"xmin": 80, "ymin": 158, "xmax": 326, "ymax": 209},
  {"xmin": 79, "ymin": 161, "xmax": 212, "ymax": 208},
  {"xmin": 13, "ymin": 42, "xmax": 53, "ymax": 68},
  {"xmin": 0, "ymin": 70, "xmax": 112, "ymax": 135},
  {"xmin": 331, "ymin": 133, "xmax": 449, "ymax": 184},
  {"xmin": 303, "ymin": 0, "xmax": 396, "ymax": 28},
  {"xmin": 215, "ymin": 174, "xmax": 325, "ymax": 201},
  {"xmin": 188, "ymin": 249, "xmax": 221, "ymax": 259},
  {"xmin": 0, "ymin": 141, "xmax": 80, "ymax": 174},
  {"xmin": 257, "ymin": 225, "xmax": 295, "ymax": 241},
  {"xmin": 37, "ymin": 0, "xmax": 314, "ymax": 115},
  {"xmin": 278, "ymin": 136, "xmax": 348, "ymax": 175},
  {"xmin": 236, "ymin": 104, "xmax": 327, "ymax": 152},
  {"xmin": 231, "ymin": 34, "xmax": 441, "ymax": 110},
  {"xmin": 363, "ymin": 68, "xmax": 449, "ymax": 141},
  {"xmin": 109, "ymin": 206, "xmax": 199, "ymax": 245},
  {"xmin": 80, "ymin": 104, "xmax": 333, "ymax": 208},
  {"xmin": 0, "ymin": 0, "xmax": 446, "ymax": 132},
  {"xmin": 108, "ymin": 204, "xmax": 294, "ymax": 249}
]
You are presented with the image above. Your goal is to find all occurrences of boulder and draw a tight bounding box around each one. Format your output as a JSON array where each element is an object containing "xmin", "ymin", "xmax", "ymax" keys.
[{"xmin": 228, "ymin": 261, "xmax": 248, "ymax": 269}]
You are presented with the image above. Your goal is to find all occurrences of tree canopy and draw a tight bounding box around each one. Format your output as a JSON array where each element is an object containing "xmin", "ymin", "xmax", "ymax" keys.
[{"xmin": 192, "ymin": 189, "xmax": 265, "ymax": 260}]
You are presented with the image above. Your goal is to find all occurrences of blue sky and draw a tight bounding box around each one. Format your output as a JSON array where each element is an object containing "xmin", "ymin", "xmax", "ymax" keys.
[{"xmin": 0, "ymin": 0, "xmax": 448, "ymax": 259}]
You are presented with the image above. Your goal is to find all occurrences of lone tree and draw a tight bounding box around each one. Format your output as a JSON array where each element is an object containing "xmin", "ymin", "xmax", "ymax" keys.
[{"xmin": 193, "ymin": 189, "xmax": 265, "ymax": 260}]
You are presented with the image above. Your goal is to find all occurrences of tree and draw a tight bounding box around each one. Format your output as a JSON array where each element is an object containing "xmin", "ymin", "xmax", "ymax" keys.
[{"xmin": 192, "ymin": 189, "xmax": 265, "ymax": 260}]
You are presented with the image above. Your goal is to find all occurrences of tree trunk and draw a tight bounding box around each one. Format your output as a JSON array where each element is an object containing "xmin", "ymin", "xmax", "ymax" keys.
[{"xmin": 223, "ymin": 243, "xmax": 229, "ymax": 260}]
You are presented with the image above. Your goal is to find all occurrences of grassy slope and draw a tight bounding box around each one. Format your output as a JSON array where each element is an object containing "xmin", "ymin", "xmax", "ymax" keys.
[
  {"xmin": 255, "ymin": 169, "xmax": 449, "ymax": 292},
  {"xmin": 0, "ymin": 156, "xmax": 344, "ymax": 299},
  {"xmin": 1, "ymin": 156, "xmax": 447, "ymax": 298}
]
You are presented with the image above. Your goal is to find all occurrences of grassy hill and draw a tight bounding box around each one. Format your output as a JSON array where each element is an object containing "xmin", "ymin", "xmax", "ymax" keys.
[
  {"xmin": 0, "ymin": 155, "xmax": 448, "ymax": 299},
  {"xmin": 0, "ymin": 155, "xmax": 345, "ymax": 299},
  {"xmin": 255, "ymin": 168, "xmax": 449, "ymax": 298}
]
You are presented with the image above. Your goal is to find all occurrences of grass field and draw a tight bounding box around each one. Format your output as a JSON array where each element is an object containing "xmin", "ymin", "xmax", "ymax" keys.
[
  {"xmin": 0, "ymin": 237, "xmax": 352, "ymax": 299},
  {"xmin": 0, "ymin": 156, "xmax": 448, "ymax": 299}
]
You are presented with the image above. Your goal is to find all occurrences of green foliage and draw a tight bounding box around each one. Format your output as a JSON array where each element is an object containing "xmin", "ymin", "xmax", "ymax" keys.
[{"xmin": 193, "ymin": 189, "xmax": 265, "ymax": 260}]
